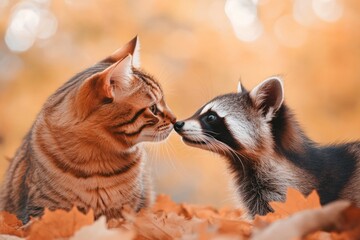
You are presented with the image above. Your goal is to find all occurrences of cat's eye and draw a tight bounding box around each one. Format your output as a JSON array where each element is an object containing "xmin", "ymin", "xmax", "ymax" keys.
[
  {"xmin": 149, "ymin": 104, "xmax": 157, "ymax": 115},
  {"xmin": 205, "ymin": 114, "xmax": 217, "ymax": 123}
]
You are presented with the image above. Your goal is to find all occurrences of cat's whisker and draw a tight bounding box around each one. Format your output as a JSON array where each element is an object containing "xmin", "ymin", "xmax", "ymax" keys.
[
  {"xmin": 0, "ymin": 37, "xmax": 179, "ymax": 222},
  {"xmin": 162, "ymin": 139, "xmax": 177, "ymax": 172}
]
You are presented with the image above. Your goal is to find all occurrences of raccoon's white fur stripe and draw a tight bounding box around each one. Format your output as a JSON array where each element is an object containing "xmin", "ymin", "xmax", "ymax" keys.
[
  {"xmin": 200, "ymin": 102, "xmax": 215, "ymax": 115},
  {"xmin": 175, "ymin": 76, "xmax": 360, "ymax": 218},
  {"xmin": 201, "ymin": 101, "xmax": 258, "ymax": 149},
  {"xmin": 223, "ymin": 117, "xmax": 257, "ymax": 149},
  {"xmin": 200, "ymin": 103, "xmax": 230, "ymax": 118},
  {"xmin": 180, "ymin": 120, "xmax": 202, "ymax": 133}
]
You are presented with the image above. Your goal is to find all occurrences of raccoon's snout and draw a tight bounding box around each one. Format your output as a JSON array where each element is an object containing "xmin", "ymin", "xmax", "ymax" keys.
[{"xmin": 174, "ymin": 121, "xmax": 185, "ymax": 132}]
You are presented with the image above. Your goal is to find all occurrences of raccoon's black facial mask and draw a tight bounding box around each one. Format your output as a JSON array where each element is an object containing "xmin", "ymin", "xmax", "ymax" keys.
[
  {"xmin": 174, "ymin": 107, "xmax": 240, "ymax": 151},
  {"xmin": 199, "ymin": 110, "xmax": 239, "ymax": 150}
]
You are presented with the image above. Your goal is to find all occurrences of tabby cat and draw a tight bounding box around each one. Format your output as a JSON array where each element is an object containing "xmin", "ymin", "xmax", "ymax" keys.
[{"xmin": 0, "ymin": 37, "xmax": 176, "ymax": 223}]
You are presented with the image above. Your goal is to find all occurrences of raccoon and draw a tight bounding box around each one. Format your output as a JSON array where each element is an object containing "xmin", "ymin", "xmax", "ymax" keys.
[{"xmin": 174, "ymin": 77, "xmax": 360, "ymax": 217}]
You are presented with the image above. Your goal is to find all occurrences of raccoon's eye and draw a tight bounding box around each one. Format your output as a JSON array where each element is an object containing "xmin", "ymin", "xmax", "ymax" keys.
[
  {"xmin": 205, "ymin": 114, "xmax": 217, "ymax": 123},
  {"xmin": 149, "ymin": 104, "xmax": 157, "ymax": 115}
]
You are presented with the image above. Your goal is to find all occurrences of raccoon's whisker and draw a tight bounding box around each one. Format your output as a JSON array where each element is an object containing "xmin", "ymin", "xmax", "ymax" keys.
[
  {"xmin": 207, "ymin": 139, "xmax": 228, "ymax": 156},
  {"xmin": 195, "ymin": 134, "xmax": 228, "ymax": 157},
  {"xmin": 218, "ymin": 143, "xmax": 247, "ymax": 177},
  {"xmin": 199, "ymin": 134, "xmax": 246, "ymax": 177},
  {"xmin": 202, "ymin": 129, "xmax": 221, "ymax": 135}
]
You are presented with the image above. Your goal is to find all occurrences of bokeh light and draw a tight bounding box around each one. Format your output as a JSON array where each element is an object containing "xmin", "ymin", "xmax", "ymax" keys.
[
  {"xmin": 312, "ymin": 0, "xmax": 343, "ymax": 22},
  {"xmin": 0, "ymin": 51, "xmax": 23, "ymax": 83},
  {"xmin": 0, "ymin": 0, "xmax": 359, "ymax": 207},
  {"xmin": 5, "ymin": 1, "xmax": 57, "ymax": 52},
  {"xmin": 293, "ymin": 0, "xmax": 318, "ymax": 26},
  {"xmin": 0, "ymin": 0, "xmax": 8, "ymax": 8},
  {"xmin": 225, "ymin": 0, "xmax": 263, "ymax": 42},
  {"xmin": 274, "ymin": 15, "xmax": 308, "ymax": 48}
]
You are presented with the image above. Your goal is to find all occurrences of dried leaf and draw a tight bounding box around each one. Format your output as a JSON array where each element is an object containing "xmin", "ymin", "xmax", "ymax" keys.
[
  {"xmin": 303, "ymin": 231, "xmax": 332, "ymax": 240},
  {"xmin": 329, "ymin": 204, "xmax": 360, "ymax": 239},
  {"xmin": 0, "ymin": 190, "xmax": 359, "ymax": 240},
  {"xmin": 71, "ymin": 216, "xmax": 134, "ymax": 240},
  {"xmin": 253, "ymin": 200, "xmax": 351, "ymax": 240},
  {"xmin": 270, "ymin": 188, "xmax": 321, "ymax": 218},
  {"xmin": 339, "ymin": 204, "xmax": 360, "ymax": 230},
  {"xmin": 0, "ymin": 235, "xmax": 24, "ymax": 240},
  {"xmin": 0, "ymin": 212, "xmax": 24, "ymax": 237},
  {"xmin": 216, "ymin": 219, "xmax": 252, "ymax": 238},
  {"xmin": 180, "ymin": 204, "xmax": 220, "ymax": 221},
  {"xmin": 152, "ymin": 194, "xmax": 182, "ymax": 214},
  {"xmin": 133, "ymin": 209, "xmax": 204, "ymax": 240},
  {"xmin": 254, "ymin": 188, "xmax": 321, "ymax": 229},
  {"xmin": 27, "ymin": 207, "xmax": 94, "ymax": 240}
]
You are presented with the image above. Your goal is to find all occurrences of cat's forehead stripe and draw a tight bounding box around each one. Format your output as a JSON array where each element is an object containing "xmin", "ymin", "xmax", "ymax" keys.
[
  {"xmin": 132, "ymin": 70, "xmax": 163, "ymax": 102},
  {"xmin": 133, "ymin": 69, "xmax": 162, "ymax": 93}
]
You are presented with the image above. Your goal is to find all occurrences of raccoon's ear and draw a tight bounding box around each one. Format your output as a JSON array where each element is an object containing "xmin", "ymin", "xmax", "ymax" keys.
[
  {"xmin": 250, "ymin": 77, "xmax": 284, "ymax": 121},
  {"xmin": 237, "ymin": 81, "xmax": 245, "ymax": 93},
  {"xmin": 101, "ymin": 36, "xmax": 140, "ymax": 68}
]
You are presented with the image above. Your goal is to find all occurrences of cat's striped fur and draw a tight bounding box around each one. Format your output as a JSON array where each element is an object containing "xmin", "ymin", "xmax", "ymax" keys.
[
  {"xmin": 0, "ymin": 37, "xmax": 176, "ymax": 223},
  {"xmin": 174, "ymin": 77, "xmax": 360, "ymax": 217}
]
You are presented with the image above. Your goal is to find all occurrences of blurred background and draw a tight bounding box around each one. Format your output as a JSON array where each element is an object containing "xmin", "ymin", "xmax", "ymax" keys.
[{"xmin": 0, "ymin": 0, "xmax": 359, "ymax": 207}]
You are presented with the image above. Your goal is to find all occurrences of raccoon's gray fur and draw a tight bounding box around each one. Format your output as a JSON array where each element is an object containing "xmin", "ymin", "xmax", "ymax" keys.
[{"xmin": 174, "ymin": 77, "xmax": 360, "ymax": 217}]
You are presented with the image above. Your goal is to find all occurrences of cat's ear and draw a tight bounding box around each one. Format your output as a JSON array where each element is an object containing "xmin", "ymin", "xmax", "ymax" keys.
[
  {"xmin": 249, "ymin": 77, "xmax": 284, "ymax": 121},
  {"xmin": 79, "ymin": 55, "xmax": 132, "ymax": 100},
  {"xmin": 75, "ymin": 55, "xmax": 133, "ymax": 119},
  {"xmin": 100, "ymin": 54, "xmax": 133, "ymax": 99},
  {"xmin": 101, "ymin": 36, "xmax": 140, "ymax": 68}
]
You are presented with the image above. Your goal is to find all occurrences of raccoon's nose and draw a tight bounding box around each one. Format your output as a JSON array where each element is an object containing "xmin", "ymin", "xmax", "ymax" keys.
[{"xmin": 174, "ymin": 121, "xmax": 185, "ymax": 132}]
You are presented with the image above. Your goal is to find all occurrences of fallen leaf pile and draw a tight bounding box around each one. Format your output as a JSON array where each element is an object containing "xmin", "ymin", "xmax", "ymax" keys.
[{"xmin": 0, "ymin": 188, "xmax": 359, "ymax": 240}]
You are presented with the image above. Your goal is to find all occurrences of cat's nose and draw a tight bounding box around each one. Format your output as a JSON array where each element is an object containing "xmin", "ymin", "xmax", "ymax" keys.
[
  {"xmin": 170, "ymin": 116, "xmax": 177, "ymax": 124},
  {"xmin": 174, "ymin": 121, "xmax": 185, "ymax": 132}
]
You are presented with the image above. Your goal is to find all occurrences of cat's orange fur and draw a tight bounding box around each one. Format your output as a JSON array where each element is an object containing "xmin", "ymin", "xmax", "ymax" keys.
[{"xmin": 0, "ymin": 37, "xmax": 176, "ymax": 223}]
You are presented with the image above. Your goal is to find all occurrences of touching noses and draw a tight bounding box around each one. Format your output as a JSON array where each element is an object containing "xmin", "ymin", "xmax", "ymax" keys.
[
  {"xmin": 174, "ymin": 121, "xmax": 185, "ymax": 132},
  {"xmin": 170, "ymin": 116, "xmax": 177, "ymax": 125},
  {"xmin": 163, "ymin": 108, "xmax": 177, "ymax": 124}
]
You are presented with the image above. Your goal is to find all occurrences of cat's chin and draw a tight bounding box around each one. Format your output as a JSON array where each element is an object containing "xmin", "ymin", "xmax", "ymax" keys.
[
  {"xmin": 153, "ymin": 130, "xmax": 173, "ymax": 142},
  {"xmin": 139, "ymin": 129, "xmax": 173, "ymax": 143}
]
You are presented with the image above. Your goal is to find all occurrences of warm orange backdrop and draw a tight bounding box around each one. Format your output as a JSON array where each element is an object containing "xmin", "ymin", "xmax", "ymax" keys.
[{"xmin": 0, "ymin": 0, "xmax": 359, "ymax": 207}]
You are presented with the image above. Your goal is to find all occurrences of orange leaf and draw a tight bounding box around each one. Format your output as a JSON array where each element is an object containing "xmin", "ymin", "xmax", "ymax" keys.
[
  {"xmin": 71, "ymin": 217, "xmax": 135, "ymax": 240},
  {"xmin": 133, "ymin": 209, "xmax": 204, "ymax": 240},
  {"xmin": 216, "ymin": 219, "xmax": 252, "ymax": 237},
  {"xmin": 330, "ymin": 205, "xmax": 360, "ymax": 239},
  {"xmin": 27, "ymin": 207, "xmax": 94, "ymax": 240},
  {"xmin": 151, "ymin": 194, "xmax": 182, "ymax": 214},
  {"xmin": 180, "ymin": 204, "xmax": 219, "ymax": 221},
  {"xmin": 270, "ymin": 188, "xmax": 321, "ymax": 218},
  {"xmin": 340, "ymin": 204, "xmax": 360, "ymax": 229},
  {"xmin": 0, "ymin": 212, "xmax": 24, "ymax": 237}
]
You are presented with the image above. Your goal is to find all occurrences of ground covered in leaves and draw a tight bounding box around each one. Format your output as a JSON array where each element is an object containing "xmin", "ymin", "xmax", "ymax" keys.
[{"xmin": 0, "ymin": 188, "xmax": 359, "ymax": 240}]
